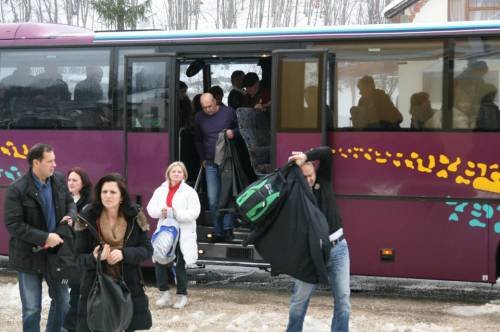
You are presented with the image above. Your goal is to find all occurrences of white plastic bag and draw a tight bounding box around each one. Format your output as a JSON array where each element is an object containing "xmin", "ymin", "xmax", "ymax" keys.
[{"xmin": 151, "ymin": 215, "xmax": 180, "ymax": 265}]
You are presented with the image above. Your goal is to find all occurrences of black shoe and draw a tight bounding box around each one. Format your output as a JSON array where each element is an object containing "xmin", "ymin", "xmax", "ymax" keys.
[
  {"xmin": 224, "ymin": 229, "xmax": 234, "ymax": 242},
  {"xmin": 209, "ymin": 234, "xmax": 224, "ymax": 243}
]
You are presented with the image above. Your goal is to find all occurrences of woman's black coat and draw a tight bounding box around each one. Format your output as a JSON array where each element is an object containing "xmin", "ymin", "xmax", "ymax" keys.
[{"xmin": 75, "ymin": 205, "xmax": 153, "ymax": 332}]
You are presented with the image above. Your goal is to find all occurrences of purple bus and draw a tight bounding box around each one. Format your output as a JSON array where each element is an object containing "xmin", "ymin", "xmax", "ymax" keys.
[{"xmin": 0, "ymin": 22, "xmax": 498, "ymax": 283}]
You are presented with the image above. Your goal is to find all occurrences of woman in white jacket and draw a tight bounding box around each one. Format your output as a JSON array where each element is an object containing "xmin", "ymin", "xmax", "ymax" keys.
[{"xmin": 147, "ymin": 161, "xmax": 200, "ymax": 309}]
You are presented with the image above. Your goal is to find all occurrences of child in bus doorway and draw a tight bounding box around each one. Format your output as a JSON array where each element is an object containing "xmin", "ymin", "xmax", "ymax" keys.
[{"xmin": 147, "ymin": 161, "xmax": 200, "ymax": 309}]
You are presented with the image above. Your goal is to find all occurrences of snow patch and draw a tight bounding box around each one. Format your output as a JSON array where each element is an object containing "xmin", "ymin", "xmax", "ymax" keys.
[
  {"xmin": 446, "ymin": 303, "xmax": 500, "ymax": 317},
  {"xmin": 382, "ymin": 322, "xmax": 453, "ymax": 332},
  {"xmin": 226, "ymin": 311, "xmax": 285, "ymax": 331}
]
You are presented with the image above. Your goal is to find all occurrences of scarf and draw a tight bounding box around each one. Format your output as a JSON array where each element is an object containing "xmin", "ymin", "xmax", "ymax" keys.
[{"xmin": 98, "ymin": 212, "xmax": 127, "ymax": 279}]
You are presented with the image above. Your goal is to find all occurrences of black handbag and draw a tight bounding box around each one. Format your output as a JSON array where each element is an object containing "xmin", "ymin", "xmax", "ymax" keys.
[{"xmin": 86, "ymin": 247, "xmax": 133, "ymax": 332}]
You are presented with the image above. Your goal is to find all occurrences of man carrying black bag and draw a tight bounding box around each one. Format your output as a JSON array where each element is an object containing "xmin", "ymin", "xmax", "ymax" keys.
[
  {"xmin": 286, "ymin": 147, "xmax": 351, "ymax": 332},
  {"xmin": 4, "ymin": 143, "xmax": 76, "ymax": 332}
]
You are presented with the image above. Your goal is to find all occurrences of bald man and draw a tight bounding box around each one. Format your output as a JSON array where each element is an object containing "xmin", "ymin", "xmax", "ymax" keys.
[{"xmin": 194, "ymin": 93, "xmax": 239, "ymax": 242}]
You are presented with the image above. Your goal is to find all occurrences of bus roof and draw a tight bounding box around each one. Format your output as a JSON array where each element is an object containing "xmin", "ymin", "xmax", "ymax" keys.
[
  {"xmin": 94, "ymin": 21, "xmax": 500, "ymax": 44},
  {"xmin": 0, "ymin": 21, "xmax": 499, "ymax": 47},
  {"xmin": 0, "ymin": 22, "xmax": 93, "ymax": 46}
]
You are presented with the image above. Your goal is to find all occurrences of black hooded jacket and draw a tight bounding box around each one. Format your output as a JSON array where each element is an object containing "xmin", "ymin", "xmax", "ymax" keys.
[
  {"xmin": 75, "ymin": 204, "xmax": 153, "ymax": 332},
  {"xmin": 246, "ymin": 165, "xmax": 331, "ymax": 284}
]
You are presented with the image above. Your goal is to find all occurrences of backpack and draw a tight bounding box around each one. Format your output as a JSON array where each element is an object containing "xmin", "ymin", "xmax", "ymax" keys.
[
  {"xmin": 46, "ymin": 220, "xmax": 81, "ymax": 282},
  {"xmin": 235, "ymin": 166, "xmax": 288, "ymax": 224}
]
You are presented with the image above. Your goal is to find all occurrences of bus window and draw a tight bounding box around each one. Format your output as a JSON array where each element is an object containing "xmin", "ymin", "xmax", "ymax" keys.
[
  {"xmin": 0, "ymin": 48, "xmax": 110, "ymax": 129},
  {"xmin": 116, "ymin": 48, "xmax": 156, "ymax": 129},
  {"xmin": 316, "ymin": 40, "xmax": 444, "ymax": 130},
  {"xmin": 127, "ymin": 60, "xmax": 168, "ymax": 131},
  {"xmin": 209, "ymin": 63, "xmax": 262, "ymax": 106},
  {"xmin": 454, "ymin": 39, "xmax": 500, "ymax": 131}
]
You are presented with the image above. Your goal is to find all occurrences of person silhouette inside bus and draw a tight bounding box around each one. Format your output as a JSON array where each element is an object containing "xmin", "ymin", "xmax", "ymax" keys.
[
  {"xmin": 409, "ymin": 92, "xmax": 436, "ymax": 130},
  {"xmin": 350, "ymin": 75, "xmax": 402, "ymax": 130},
  {"xmin": 74, "ymin": 66, "xmax": 104, "ymax": 104},
  {"xmin": 209, "ymin": 85, "xmax": 225, "ymax": 106},
  {"xmin": 179, "ymin": 81, "xmax": 192, "ymax": 128},
  {"xmin": 32, "ymin": 63, "xmax": 71, "ymax": 106},
  {"xmin": 476, "ymin": 84, "xmax": 500, "ymax": 130},
  {"xmin": 228, "ymin": 70, "xmax": 245, "ymax": 109},
  {"xmin": 0, "ymin": 65, "xmax": 34, "ymax": 118},
  {"xmin": 194, "ymin": 93, "xmax": 238, "ymax": 242},
  {"xmin": 241, "ymin": 72, "xmax": 268, "ymax": 111}
]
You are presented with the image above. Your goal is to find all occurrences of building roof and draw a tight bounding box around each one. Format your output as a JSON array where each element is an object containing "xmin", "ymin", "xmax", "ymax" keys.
[{"xmin": 383, "ymin": 0, "xmax": 420, "ymax": 18}]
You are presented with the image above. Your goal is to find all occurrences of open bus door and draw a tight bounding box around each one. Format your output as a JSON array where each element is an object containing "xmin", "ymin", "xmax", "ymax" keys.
[
  {"xmin": 124, "ymin": 54, "xmax": 178, "ymax": 208},
  {"xmin": 271, "ymin": 50, "xmax": 328, "ymax": 166}
]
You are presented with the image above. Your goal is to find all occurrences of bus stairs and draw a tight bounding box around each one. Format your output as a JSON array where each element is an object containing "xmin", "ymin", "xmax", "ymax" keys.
[{"xmin": 196, "ymin": 225, "xmax": 269, "ymax": 268}]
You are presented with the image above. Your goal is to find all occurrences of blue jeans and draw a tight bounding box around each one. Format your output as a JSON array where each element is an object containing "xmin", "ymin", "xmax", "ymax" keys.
[
  {"xmin": 286, "ymin": 239, "xmax": 351, "ymax": 332},
  {"xmin": 18, "ymin": 272, "xmax": 70, "ymax": 332},
  {"xmin": 205, "ymin": 161, "xmax": 233, "ymax": 236}
]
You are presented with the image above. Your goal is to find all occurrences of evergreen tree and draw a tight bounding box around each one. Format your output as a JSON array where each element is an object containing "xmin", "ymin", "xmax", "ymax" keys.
[{"xmin": 91, "ymin": 0, "xmax": 150, "ymax": 30}]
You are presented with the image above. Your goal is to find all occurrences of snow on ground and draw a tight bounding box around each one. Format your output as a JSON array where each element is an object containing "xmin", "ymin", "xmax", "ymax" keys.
[
  {"xmin": 447, "ymin": 303, "xmax": 500, "ymax": 317},
  {"xmin": 1, "ymin": 272, "xmax": 500, "ymax": 331}
]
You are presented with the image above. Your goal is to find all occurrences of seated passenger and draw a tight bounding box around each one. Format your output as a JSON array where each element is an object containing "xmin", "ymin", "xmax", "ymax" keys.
[
  {"xmin": 228, "ymin": 70, "xmax": 245, "ymax": 109},
  {"xmin": 453, "ymin": 88, "xmax": 477, "ymax": 129},
  {"xmin": 476, "ymin": 84, "xmax": 500, "ymax": 130},
  {"xmin": 74, "ymin": 66, "xmax": 104, "ymax": 104},
  {"xmin": 33, "ymin": 63, "xmax": 71, "ymax": 103},
  {"xmin": 1, "ymin": 66, "xmax": 34, "ymax": 88},
  {"xmin": 208, "ymin": 85, "xmax": 224, "ymax": 106},
  {"xmin": 350, "ymin": 75, "xmax": 402, "ymax": 129},
  {"xmin": 409, "ymin": 92, "xmax": 436, "ymax": 130}
]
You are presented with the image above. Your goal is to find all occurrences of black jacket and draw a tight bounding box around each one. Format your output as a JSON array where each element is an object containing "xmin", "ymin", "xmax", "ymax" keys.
[
  {"xmin": 4, "ymin": 170, "xmax": 76, "ymax": 274},
  {"xmin": 305, "ymin": 146, "xmax": 343, "ymax": 235},
  {"xmin": 247, "ymin": 165, "xmax": 331, "ymax": 284},
  {"xmin": 75, "ymin": 205, "xmax": 153, "ymax": 332}
]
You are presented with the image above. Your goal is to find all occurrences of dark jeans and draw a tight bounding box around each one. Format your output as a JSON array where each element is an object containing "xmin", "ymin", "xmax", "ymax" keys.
[
  {"xmin": 154, "ymin": 244, "xmax": 187, "ymax": 295},
  {"xmin": 18, "ymin": 272, "xmax": 69, "ymax": 332},
  {"xmin": 63, "ymin": 281, "xmax": 80, "ymax": 331}
]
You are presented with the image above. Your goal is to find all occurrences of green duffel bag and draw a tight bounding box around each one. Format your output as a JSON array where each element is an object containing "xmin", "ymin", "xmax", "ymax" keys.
[{"xmin": 235, "ymin": 167, "xmax": 287, "ymax": 224}]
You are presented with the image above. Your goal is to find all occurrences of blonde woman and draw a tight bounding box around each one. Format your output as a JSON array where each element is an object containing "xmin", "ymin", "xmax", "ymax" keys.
[{"xmin": 147, "ymin": 161, "xmax": 200, "ymax": 309}]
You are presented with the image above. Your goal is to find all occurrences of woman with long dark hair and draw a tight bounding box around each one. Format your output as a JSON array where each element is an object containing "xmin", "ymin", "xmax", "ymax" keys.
[
  {"xmin": 63, "ymin": 167, "xmax": 92, "ymax": 332},
  {"xmin": 75, "ymin": 173, "xmax": 152, "ymax": 331}
]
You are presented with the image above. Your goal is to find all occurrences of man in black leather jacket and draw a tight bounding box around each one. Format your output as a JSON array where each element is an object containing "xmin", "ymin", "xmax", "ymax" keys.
[
  {"xmin": 4, "ymin": 143, "xmax": 76, "ymax": 332},
  {"xmin": 287, "ymin": 146, "xmax": 351, "ymax": 332}
]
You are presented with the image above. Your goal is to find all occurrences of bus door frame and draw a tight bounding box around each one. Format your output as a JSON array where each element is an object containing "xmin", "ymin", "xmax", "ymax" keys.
[
  {"xmin": 271, "ymin": 49, "xmax": 329, "ymax": 167},
  {"xmin": 124, "ymin": 53, "xmax": 178, "ymax": 204}
]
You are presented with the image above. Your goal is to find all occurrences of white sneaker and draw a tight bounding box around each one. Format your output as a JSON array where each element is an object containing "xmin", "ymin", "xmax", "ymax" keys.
[
  {"xmin": 172, "ymin": 295, "xmax": 188, "ymax": 309},
  {"xmin": 156, "ymin": 290, "xmax": 172, "ymax": 307}
]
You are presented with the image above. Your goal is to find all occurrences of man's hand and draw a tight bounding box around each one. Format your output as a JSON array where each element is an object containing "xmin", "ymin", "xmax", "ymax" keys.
[
  {"xmin": 45, "ymin": 233, "xmax": 64, "ymax": 248},
  {"xmin": 226, "ymin": 129, "xmax": 234, "ymax": 140},
  {"xmin": 106, "ymin": 249, "xmax": 124, "ymax": 265},
  {"xmin": 288, "ymin": 152, "xmax": 307, "ymax": 167}
]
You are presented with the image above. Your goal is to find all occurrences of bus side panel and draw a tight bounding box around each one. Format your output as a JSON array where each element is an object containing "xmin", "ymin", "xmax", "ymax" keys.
[
  {"xmin": 339, "ymin": 198, "xmax": 491, "ymax": 282},
  {"xmin": 329, "ymin": 131, "xmax": 499, "ymax": 282},
  {"xmin": 0, "ymin": 130, "xmax": 124, "ymax": 256},
  {"xmin": 330, "ymin": 132, "xmax": 499, "ymax": 199},
  {"xmin": 126, "ymin": 131, "xmax": 169, "ymax": 218}
]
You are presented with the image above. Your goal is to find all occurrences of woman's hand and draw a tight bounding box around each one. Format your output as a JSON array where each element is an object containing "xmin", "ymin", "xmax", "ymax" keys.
[
  {"xmin": 161, "ymin": 207, "xmax": 168, "ymax": 218},
  {"xmin": 93, "ymin": 243, "xmax": 110, "ymax": 261},
  {"xmin": 106, "ymin": 249, "xmax": 124, "ymax": 265}
]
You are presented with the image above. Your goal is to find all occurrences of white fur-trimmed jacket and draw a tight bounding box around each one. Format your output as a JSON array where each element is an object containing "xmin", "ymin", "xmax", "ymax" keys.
[{"xmin": 146, "ymin": 180, "xmax": 200, "ymax": 265}]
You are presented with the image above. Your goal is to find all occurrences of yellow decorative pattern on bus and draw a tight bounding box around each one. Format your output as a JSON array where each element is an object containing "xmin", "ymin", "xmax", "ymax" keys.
[
  {"xmin": 1, "ymin": 140, "xmax": 29, "ymax": 160},
  {"xmin": 332, "ymin": 148, "xmax": 499, "ymax": 194}
]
